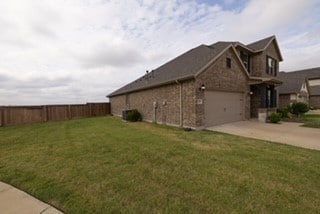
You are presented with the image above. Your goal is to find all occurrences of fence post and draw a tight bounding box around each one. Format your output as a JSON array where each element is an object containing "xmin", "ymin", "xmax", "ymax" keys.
[
  {"xmin": 106, "ymin": 103, "xmax": 110, "ymax": 115},
  {"xmin": 68, "ymin": 105, "xmax": 71, "ymax": 120},
  {"xmin": 42, "ymin": 106, "xmax": 48, "ymax": 122},
  {"xmin": 46, "ymin": 105, "xmax": 49, "ymax": 122},
  {"xmin": 0, "ymin": 108, "xmax": 4, "ymax": 127},
  {"xmin": 88, "ymin": 103, "xmax": 93, "ymax": 117}
]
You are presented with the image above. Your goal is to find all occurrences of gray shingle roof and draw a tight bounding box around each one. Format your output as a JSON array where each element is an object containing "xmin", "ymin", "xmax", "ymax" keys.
[
  {"xmin": 286, "ymin": 67, "xmax": 320, "ymax": 79},
  {"xmin": 278, "ymin": 67, "xmax": 320, "ymax": 95},
  {"xmin": 278, "ymin": 73, "xmax": 306, "ymax": 94},
  {"xmin": 108, "ymin": 36, "xmax": 281, "ymax": 97},
  {"xmin": 247, "ymin": 35, "xmax": 275, "ymax": 51},
  {"xmin": 108, "ymin": 42, "xmax": 232, "ymax": 97}
]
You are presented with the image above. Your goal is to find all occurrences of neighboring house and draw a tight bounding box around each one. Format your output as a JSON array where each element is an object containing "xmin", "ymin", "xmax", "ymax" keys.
[
  {"xmin": 278, "ymin": 67, "xmax": 320, "ymax": 109},
  {"xmin": 108, "ymin": 36, "xmax": 283, "ymax": 129}
]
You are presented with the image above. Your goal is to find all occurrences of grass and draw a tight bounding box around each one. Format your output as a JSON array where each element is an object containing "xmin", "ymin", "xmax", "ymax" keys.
[
  {"xmin": 0, "ymin": 116, "xmax": 319, "ymax": 213},
  {"xmin": 302, "ymin": 114, "xmax": 320, "ymax": 128},
  {"xmin": 282, "ymin": 113, "xmax": 320, "ymax": 128}
]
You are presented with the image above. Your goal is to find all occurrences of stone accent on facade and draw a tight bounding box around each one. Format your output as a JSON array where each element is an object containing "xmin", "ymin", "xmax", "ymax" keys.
[{"xmin": 257, "ymin": 108, "xmax": 277, "ymax": 122}]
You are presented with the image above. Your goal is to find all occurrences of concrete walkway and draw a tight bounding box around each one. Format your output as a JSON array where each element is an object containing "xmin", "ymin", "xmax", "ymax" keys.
[
  {"xmin": 0, "ymin": 182, "xmax": 63, "ymax": 214},
  {"xmin": 207, "ymin": 121, "xmax": 320, "ymax": 150}
]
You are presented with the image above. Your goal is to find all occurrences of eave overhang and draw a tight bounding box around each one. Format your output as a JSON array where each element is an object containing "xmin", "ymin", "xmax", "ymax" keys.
[{"xmin": 249, "ymin": 76, "xmax": 283, "ymax": 86}]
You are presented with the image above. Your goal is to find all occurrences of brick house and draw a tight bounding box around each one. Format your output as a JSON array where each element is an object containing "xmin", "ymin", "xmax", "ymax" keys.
[
  {"xmin": 108, "ymin": 36, "xmax": 283, "ymax": 129},
  {"xmin": 278, "ymin": 67, "xmax": 320, "ymax": 109}
]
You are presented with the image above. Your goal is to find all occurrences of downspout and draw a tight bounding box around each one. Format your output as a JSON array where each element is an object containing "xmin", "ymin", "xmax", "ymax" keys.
[
  {"xmin": 176, "ymin": 80, "xmax": 183, "ymax": 127},
  {"xmin": 153, "ymin": 101, "xmax": 157, "ymax": 123}
]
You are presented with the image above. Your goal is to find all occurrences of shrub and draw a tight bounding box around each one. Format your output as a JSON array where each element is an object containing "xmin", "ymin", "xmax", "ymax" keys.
[
  {"xmin": 290, "ymin": 102, "xmax": 309, "ymax": 116},
  {"xmin": 127, "ymin": 109, "xmax": 142, "ymax": 122},
  {"xmin": 277, "ymin": 108, "xmax": 289, "ymax": 118},
  {"xmin": 268, "ymin": 112, "xmax": 281, "ymax": 123}
]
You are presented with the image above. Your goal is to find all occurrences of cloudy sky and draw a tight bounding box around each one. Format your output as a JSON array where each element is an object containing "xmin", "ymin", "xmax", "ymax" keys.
[{"xmin": 0, "ymin": 0, "xmax": 319, "ymax": 105}]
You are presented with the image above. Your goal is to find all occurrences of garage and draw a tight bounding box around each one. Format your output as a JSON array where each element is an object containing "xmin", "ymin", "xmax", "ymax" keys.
[{"xmin": 204, "ymin": 91, "xmax": 244, "ymax": 127}]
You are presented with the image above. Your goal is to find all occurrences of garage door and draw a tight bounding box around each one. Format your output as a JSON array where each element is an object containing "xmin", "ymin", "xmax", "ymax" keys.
[{"xmin": 205, "ymin": 91, "xmax": 244, "ymax": 127}]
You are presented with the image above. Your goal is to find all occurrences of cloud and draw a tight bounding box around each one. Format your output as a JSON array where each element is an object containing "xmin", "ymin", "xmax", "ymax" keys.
[
  {"xmin": 0, "ymin": 0, "xmax": 319, "ymax": 105},
  {"xmin": 19, "ymin": 76, "xmax": 72, "ymax": 90},
  {"xmin": 74, "ymin": 42, "xmax": 145, "ymax": 68},
  {"xmin": 0, "ymin": 73, "xmax": 72, "ymax": 90},
  {"xmin": 32, "ymin": 23, "xmax": 58, "ymax": 39}
]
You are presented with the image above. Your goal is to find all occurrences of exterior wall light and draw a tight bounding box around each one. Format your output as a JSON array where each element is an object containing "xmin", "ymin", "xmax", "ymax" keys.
[
  {"xmin": 199, "ymin": 84, "xmax": 206, "ymax": 91},
  {"xmin": 249, "ymin": 91, "xmax": 253, "ymax": 95}
]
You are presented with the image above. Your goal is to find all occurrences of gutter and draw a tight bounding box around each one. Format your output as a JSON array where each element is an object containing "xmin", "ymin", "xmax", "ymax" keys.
[{"xmin": 107, "ymin": 76, "xmax": 194, "ymax": 98}]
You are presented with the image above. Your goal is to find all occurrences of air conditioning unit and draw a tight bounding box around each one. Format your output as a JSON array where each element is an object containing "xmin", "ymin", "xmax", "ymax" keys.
[{"xmin": 122, "ymin": 110, "xmax": 133, "ymax": 120}]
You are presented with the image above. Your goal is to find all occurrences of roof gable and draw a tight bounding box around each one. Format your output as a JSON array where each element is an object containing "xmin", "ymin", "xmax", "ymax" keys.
[
  {"xmin": 295, "ymin": 67, "xmax": 320, "ymax": 95},
  {"xmin": 279, "ymin": 67, "xmax": 320, "ymax": 95},
  {"xmin": 278, "ymin": 72, "xmax": 310, "ymax": 94},
  {"xmin": 247, "ymin": 35, "xmax": 283, "ymax": 61},
  {"xmin": 247, "ymin": 36, "xmax": 275, "ymax": 51},
  {"xmin": 195, "ymin": 44, "xmax": 250, "ymax": 78}
]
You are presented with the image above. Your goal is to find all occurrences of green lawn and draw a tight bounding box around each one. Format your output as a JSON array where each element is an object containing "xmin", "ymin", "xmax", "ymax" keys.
[
  {"xmin": 302, "ymin": 114, "xmax": 320, "ymax": 128},
  {"xmin": 0, "ymin": 117, "xmax": 319, "ymax": 213}
]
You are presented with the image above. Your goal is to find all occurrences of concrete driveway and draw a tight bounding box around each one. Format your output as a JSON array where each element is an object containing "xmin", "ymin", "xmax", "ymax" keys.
[
  {"xmin": 0, "ymin": 182, "xmax": 63, "ymax": 214},
  {"xmin": 207, "ymin": 121, "xmax": 320, "ymax": 150}
]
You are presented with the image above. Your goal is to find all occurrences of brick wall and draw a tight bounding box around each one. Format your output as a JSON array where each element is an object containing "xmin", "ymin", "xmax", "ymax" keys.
[
  {"xmin": 182, "ymin": 80, "xmax": 197, "ymax": 127},
  {"xmin": 110, "ymin": 80, "xmax": 197, "ymax": 128},
  {"xmin": 110, "ymin": 95, "xmax": 126, "ymax": 116},
  {"xmin": 250, "ymin": 40, "xmax": 281, "ymax": 78},
  {"xmin": 279, "ymin": 94, "xmax": 291, "ymax": 108},
  {"xmin": 125, "ymin": 83, "xmax": 181, "ymax": 126},
  {"xmin": 310, "ymin": 95, "xmax": 320, "ymax": 109},
  {"xmin": 195, "ymin": 47, "xmax": 250, "ymax": 127},
  {"xmin": 250, "ymin": 85, "xmax": 263, "ymax": 117},
  {"xmin": 279, "ymin": 93, "xmax": 311, "ymax": 109}
]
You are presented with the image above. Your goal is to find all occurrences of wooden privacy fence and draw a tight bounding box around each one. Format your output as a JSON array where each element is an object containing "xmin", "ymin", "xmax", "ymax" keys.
[{"xmin": 0, "ymin": 103, "xmax": 110, "ymax": 127}]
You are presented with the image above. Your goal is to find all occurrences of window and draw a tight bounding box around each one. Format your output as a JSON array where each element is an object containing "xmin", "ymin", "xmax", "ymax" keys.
[
  {"xmin": 266, "ymin": 87, "xmax": 272, "ymax": 108},
  {"xmin": 226, "ymin": 58, "xmax": 231, "ymax": 68},
  {"xmin": 240, "ymin": 51, "xmax": 250, "ymax": 72},
  {"xmin": 290, "ymin": 94, "xmax": 297, "ymax": 101},
  {"xmin": 267, "ymin": 56, "xmax": 277, "ymax": 76},
  {"xmin": 265, "ymin": 86, "xmax": 276, "ymax": 108}
]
